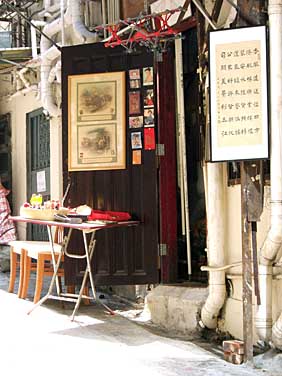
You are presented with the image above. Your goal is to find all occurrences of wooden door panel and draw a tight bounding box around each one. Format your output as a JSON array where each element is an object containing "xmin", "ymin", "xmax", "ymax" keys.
[{"xmin": 62, "ymin": 43, "xmax": 159, "ymax": 286}]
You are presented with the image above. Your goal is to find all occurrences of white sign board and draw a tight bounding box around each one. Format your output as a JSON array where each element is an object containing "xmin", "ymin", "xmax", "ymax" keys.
[
  {"xmin": 37, "ymin": 170, "xmax": 46, "ymax": 193},
  {"xmin": 209, "ymin": 26, "xmax": 269, "ymax": 162}
]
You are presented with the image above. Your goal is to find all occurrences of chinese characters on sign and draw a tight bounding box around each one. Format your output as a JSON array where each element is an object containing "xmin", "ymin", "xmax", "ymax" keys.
[
  {"xmin": 209, "ymin": 26, "xmax": 268, "ymax": 161},
  {"xmin": 216, "ymin": 41, "xmax": 261, "ymax": 146}
]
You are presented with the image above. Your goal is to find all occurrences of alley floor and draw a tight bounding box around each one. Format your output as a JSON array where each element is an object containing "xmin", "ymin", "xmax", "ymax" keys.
[{"xmin": 0, "ymin": 270, "xmax": 280, "ymax": 376}]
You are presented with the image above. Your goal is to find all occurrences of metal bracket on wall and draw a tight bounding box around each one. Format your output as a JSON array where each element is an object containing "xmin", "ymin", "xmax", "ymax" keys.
[
  {"xmin": 158, "ymin": 243, "xmax": 167, "ymax": 256},
  {"xmin": 156, "ymin": 144, "xmax": 165, "ymax": 156}
]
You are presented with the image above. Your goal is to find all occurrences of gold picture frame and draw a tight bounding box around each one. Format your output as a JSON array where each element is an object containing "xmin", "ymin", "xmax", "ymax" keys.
[{"xmin": 68, "ymin": 71, "xmax": 126, "ymax": 171}]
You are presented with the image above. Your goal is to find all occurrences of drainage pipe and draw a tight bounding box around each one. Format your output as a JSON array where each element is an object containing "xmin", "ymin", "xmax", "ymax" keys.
[
  {"xmin": 200, "ymin": 163, "xmax": 226, "ymax": 329},
  {"xmin": 41, "ymin": 43, "xmax": 61, "ymax": 117},
  {"xmin": 70, "ymin": 0, "xmax": 98, "ymax": 43},
  {"xmin": 48, "ymin": 60, "xmax": 62, "ymax": 84},
  {"xmin": 175, "ymin": 37, "xmax": 192, "ymax": 275},
  {"xmin": 31, "ymin": 25, "xmax": 38, "ymax": 59},
  {"xmin": 255, "ymin": 0, "xmax": 282, "ymax": 349},
  {"xmin": 17, "ymin": 67, "xmax": 30, "ymax": 89},
  {"xmin": 260, "ymin": 0, "xmax": 282, "ymax": 265},
  {"xmin": 44, "ymin": 0, "xmax": 51, "ymax": 10},
  {"xmin": 61, "ymin": 0, "xmax": 65, "ymax": 46},
  {"xmin": 40, "ymin": 0, "xmax": 71, "ymax": 116},
  {"xmin": 256, "ymin": 265, "xmax": 273, "ymax": 342},
  {"xmin": 40, "ymin": 8, "xmax": 64, "ymax": 116}
]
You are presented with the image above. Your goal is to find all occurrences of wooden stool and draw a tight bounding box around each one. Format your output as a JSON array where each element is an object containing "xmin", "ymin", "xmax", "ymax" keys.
[
  {"xmin": 8, "ymin": 240, "xmax": 63, "ymax": 302},
  {"xmin": 8, "ymin": 241, "xmax": 28, "ymax": 298},
  {"xmin": 21, "ymin": 243, "xmax": 64, "ymax": 303}
]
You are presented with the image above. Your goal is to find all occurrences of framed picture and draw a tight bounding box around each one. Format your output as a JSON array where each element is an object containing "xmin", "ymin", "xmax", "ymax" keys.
[
  {"xmin": 143, "ymin": 67, "xmax": 154, "ymax": 86},
  {"xmin": 144, "ymin": 108, "xmax": 154, "ymax": 126},
  {"xmin": 132, "ymin": 150, "xmax": 142, "ymax": 165},
  {"xmin": 144, "ymin": 127, "xmax": 156, "ymax": 150},
  {"xmin": 129, "ymin": 115, "xmax": 143, "ymax": 129},
  {"xmin": 209, "ymin": 26, "xmax": 269, "ymax": 161},
  {"xmin": 130, "ymin": 79, "xmax": 141, "ymax": 89},
  {"xmin": 129, "ymin": 69, "xmax": 140, "ymax": 80},
  {"xmin": 131, "ymin": 131, "xmax": 142, "ymax": 149},
  {"xmin": 129, "ymin": 91, "xmax": 141, "ymax": 114},
  {"xmin": 68, "ymin": 71, "xmax": 126, "ymax": 171},
  {"xmin": 144, "ymin": 88, "xmax": 154, "ymax": 107}
]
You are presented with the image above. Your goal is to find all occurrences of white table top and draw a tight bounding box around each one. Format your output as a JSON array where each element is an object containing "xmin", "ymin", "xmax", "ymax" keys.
[{"xmin": 10, "ymin": 216, "xmax": 140, "ymax": 231}]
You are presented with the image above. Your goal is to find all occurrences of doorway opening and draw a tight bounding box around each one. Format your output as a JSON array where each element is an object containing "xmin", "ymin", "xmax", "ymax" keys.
[
  {"xmin": 0, "ymin": 113, "xmax": 12, "ymax": 208},
  {"xmin": 177, "ymin": 28, "xmax": 207, "ymax": 284},
  {"xmin": 26, "ymin": 108, "xmax": 50, "ymax": 241}
]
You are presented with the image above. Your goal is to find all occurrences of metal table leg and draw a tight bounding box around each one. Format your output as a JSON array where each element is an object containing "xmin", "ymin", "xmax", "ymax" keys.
[
  {"xmin": 27, "ymin": 224, "xmax": 115, "ymax": 320},
  {"xmin": 70, "ymin": 229, "xmax": 114, "ymax": 320}
]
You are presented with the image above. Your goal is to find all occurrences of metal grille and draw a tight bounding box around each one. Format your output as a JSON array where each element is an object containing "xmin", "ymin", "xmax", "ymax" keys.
[
  {"xmin": 30, "ymin": 113, "xmax": 50, "ymax": 171},
  {"xmin": 0, "ymin": 0, "xmax": 39, "ymax": 48}
]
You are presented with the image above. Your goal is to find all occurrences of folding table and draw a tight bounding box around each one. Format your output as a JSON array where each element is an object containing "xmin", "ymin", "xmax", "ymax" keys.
[{"xmin": 10, "ymin": 216, "xmax": 139, "ymax": 320}]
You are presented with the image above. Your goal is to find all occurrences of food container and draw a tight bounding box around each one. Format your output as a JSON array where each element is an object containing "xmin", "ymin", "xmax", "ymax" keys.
[{"xmin": 20, "ymin": 206, "xmax": 69, "ymax": 221}]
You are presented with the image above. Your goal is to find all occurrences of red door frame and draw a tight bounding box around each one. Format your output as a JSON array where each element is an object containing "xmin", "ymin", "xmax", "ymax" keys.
[{"xmin": 157, "ymin": 51, "xmax": 178, "ymax": 283}]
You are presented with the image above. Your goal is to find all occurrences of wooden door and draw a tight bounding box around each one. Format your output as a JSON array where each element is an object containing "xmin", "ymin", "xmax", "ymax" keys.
[
  {"xmin": 26, "ymin": 108, "xmax": 50, "ymax": 240},
  {"xmin": 62, "ymin": 43, "xmax": 159, "ymax": 286}
]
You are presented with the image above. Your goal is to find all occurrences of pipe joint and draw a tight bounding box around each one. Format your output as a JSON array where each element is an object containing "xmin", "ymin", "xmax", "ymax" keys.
[
  {"xmin": 200, "ymin": 277, "xmax": 226, "ymax": 329},
  {"xmin": 272, "ymin": 317, "xmax": 282, "ymax": 350},
  {"xmin": 200, "ymin": 286, "xmax": 226, "ymax": 329}
]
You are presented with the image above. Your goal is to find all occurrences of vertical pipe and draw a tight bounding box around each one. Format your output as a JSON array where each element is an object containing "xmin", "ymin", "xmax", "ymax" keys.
[
  {"xmin": 175, "ymin": 37, "xmax": 192, "ymax": 275},
  {"xmin": 256, "ymin": 265, "xmax": 273, "ymax": 341},
  {"xmin": 200, "ymin": 163, "xmax": 226, "ymax": 329},
  {"xmin": 102, "ymin": 0, "xmax": 107, "ymax": 38},
  {"xmin": 44, "ymin": 0, "xmax": 52, "ymax": 10},
  {"xmin": 200, "ymin": 77, "xmax": 226, "ymax": 329},
  {"xmin": 268, "ymin": 0, "xmax": 282, "ymax": 350},
  {"xmin": 255, "ymin": 0, "xmax": 282, "ymax": 349},
  {"xmin": 61, "ymin": 0, "xmax": 65, "ymax": 46},
  {"xmin": 30, "ymin": 25, "xmax": 38, "ymax": 59}
]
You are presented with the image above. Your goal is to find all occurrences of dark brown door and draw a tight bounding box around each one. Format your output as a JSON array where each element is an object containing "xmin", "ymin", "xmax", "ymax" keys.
[
  {"xmin": 62, "ymin": 43, "xmax": 159, "ymax": 286},
  {"xmin": 26, "ymin": 108, "xmax": 50, "ymax": 241}
]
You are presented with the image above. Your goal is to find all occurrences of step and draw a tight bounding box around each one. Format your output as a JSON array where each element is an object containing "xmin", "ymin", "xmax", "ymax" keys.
[{"xmin": 145, "ymin": 284, "xmax": 209, "ymax": 335}]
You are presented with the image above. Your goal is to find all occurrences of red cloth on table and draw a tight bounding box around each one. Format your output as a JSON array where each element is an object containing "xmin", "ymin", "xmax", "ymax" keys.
[{"xmin": 88, "ymin": 209, "xmax": 131, "ymax": 222}]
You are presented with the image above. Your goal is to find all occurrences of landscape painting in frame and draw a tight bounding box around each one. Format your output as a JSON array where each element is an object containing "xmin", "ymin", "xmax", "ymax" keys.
[{"xmin": 68, "ymin": 71, "xmax": 126, "ymax": 171}]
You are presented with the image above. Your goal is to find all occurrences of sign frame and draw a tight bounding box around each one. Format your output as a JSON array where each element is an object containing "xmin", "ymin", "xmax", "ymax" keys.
[{"xmin": 209, "ymin": 25, "xmax": 269, "ymax": 162}]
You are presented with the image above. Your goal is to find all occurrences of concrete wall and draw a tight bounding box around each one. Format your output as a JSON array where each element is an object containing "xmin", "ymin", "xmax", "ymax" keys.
[
  {"xmin": 221, "ymin": 182, "xmax": 282, "ymax": 341},
  {"xmin": 0, "ymin": 88, "xmax": 63, "ymax": 240}
]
